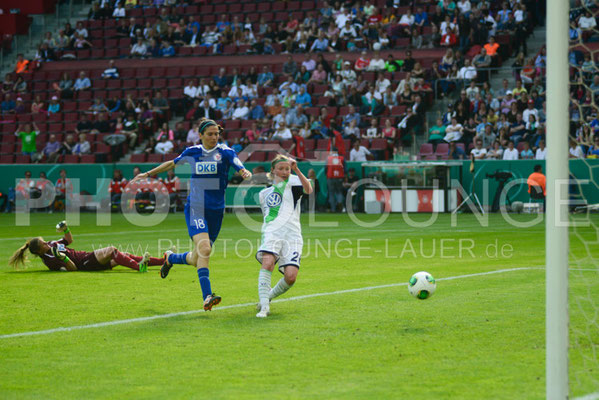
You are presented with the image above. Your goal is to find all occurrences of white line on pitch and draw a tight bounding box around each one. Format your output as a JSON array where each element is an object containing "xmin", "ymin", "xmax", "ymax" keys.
[
  {"xmin": 0, "ymin": 229, "xmax": 186, "ymax": 242},
  {"xmin": 574, "ymin": 392, "xmax": 599, "ymax": 400},
  {"xmin": 0, "ymin": 267, "xmax": 536, "ymax": 340}
]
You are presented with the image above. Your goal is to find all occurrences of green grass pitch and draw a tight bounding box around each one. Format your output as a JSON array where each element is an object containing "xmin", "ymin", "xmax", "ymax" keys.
[{"xmin": 0, "ymin": 212, "xmax": 597, "ymax": 399}]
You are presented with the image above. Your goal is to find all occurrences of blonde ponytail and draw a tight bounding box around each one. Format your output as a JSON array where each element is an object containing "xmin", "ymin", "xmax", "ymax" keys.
[{"xmin": 9, "ymin": 237, "xmax": 43, "ymax": 269}]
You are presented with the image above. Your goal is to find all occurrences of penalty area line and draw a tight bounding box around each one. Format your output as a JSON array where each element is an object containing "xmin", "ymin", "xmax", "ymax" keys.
[{"xmin": 0, "ymin": 267, "xmax": 538, "ymax": 340}]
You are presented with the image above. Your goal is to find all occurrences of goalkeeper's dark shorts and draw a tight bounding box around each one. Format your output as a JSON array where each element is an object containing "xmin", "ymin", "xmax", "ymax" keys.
[{"xmin": 76, "ymin": 252, "xmax": 112, "ymax": 271}]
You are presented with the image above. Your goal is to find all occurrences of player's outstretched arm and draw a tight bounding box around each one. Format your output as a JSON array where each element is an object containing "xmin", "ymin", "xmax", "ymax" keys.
[
  {"xmin": 56, "ymin": 220, "xmax": 73, "ymax": 245},
  {"xmin": 131, "ymin": 160, "xmax": 176, "ymax": 183},
  {"xmin": 239, "ymin": 168, "xmax": 252, "ymax": 180},
  {"xmin": 290, "ymin": 159, "xmax": 313, "ymax": 195}
]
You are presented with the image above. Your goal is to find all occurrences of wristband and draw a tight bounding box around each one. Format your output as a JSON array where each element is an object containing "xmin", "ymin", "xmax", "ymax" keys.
[
  {"xmin": 64, "ymin": 228, "xmax": 70, "ymax": 234},
  {"xmin": 64, "ymin": 256, "xmax": 71, "ymax": 264}
]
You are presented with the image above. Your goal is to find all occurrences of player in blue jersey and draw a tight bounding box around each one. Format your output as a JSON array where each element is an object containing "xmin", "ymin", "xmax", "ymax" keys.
[{"xmin": 131, "ymin": 118, "xmax": 252, "ymax": 310}]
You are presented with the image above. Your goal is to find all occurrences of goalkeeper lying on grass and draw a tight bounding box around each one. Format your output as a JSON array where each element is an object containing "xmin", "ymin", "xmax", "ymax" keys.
[{"xmin": 9, "ymin": 221, "xmax": 164, "ymax": 272}]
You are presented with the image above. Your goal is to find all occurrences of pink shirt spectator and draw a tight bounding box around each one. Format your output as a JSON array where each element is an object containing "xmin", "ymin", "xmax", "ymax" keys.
[{"xmin": 310, "ymin": 69, "xmax": 327, "ymax": 82}]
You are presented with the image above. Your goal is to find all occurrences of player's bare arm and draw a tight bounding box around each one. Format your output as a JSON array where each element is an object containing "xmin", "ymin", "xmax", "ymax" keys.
[
  {"xmin": 131, "ymin": 161, "xmax": 176, "ymax": 183},
  {"xmin": 290, "ymin": 159, "xmax": 313, "ymax": 195}
]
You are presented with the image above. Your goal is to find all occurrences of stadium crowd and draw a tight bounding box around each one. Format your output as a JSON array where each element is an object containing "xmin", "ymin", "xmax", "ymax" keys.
[{"xmin": 0, "ymin": 0, "xmax": 549, "ymax": 166}]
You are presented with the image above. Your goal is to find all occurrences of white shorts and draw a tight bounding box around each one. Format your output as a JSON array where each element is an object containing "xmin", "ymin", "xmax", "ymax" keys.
[{"xmin": 256, "ymin": 230, "xmax": 303, "ymax": 273}]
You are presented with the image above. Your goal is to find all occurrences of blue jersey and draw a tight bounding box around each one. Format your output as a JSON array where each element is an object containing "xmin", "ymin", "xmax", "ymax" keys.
[{"xmin": 174, "ymin": 143, "xmax": 245, "ymax": 210}]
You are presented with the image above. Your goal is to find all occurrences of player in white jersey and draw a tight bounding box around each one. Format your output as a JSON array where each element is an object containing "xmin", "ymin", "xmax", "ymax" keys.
[{"xmin": 256, "ymin": 155, "xmax": 313, "ymax": 318}]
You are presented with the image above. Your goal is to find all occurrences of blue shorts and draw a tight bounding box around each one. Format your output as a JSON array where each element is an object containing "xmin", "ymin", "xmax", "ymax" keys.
[{"xmin": 184, "ymin": 203, "xmax": 224, "ymax": 244}]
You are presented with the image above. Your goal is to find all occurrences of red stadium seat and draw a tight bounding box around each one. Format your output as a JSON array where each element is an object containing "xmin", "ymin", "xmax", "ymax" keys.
[
  {"xmin": 257, "ymin": 2, "xmax": 270, "ymax": 12},
  {"xmin": 243, "ymin": 3, "xmax": 257, "ymax": 13},
  {"xmin": 147, "ymin": 154, "xmax": 163, "ymax": 163},
  {"xmin": 80, "ymin": 154, "xmax": 95, "ymax": 163},
  {"xmin": 370, "ymin": 138, "xmax": 387, "ymax": 150},
  {"xmin": 224, "ymin": 120, "xmax": 240, "ymax": 130},
  {"xmin": 130, "ymin": 154, "xmax": 147, "ymax": 163},
  {"xmin": 1, "ymin": 143, "xmax": 14, "ymax": 153},
  {"xmin": 63, "ymin": 155, "xmax": 80, "ymax": 163},
  {"xmin": 0, "ymin": 155, "xmax": 14, "ymax": 164},
  {"xmin": 419, "ymin": 143, "xmax": 434, "ymax": 158},
  {"xmin": 435, "ymin": 143, "xmax": 449, "ymax": 158},
  {"xmin": 272, "ymin": 2, "xmax": 286, "ymax": 11},
  {"xmin": 15, "ymin": 154, "xmax": 31, "ymax": 163},
  {"xmin": 248, "ymin": 152, "xmax": 266, "ymax": 162}
]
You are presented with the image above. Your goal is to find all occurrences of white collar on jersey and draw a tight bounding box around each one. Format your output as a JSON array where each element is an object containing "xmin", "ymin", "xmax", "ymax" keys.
[{"xmin": 201, "ymin": 143, "xmax": 226, "ymax": 153}]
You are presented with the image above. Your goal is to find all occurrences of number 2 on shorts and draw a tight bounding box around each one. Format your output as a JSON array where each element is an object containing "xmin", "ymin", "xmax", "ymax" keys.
[{"xmin": 290, "ymin": 252, "xmax": 300, "ymax": 263}]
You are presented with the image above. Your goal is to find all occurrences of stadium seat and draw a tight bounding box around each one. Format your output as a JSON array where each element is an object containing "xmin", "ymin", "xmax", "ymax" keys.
[
  {"xmin": 248, "ymin": 152, "xmax": 266, "ymax": 162},
  {"xmin": 419, "ymin": 143, "xmax": 434, "ymax": 158},
  {"xmin": 130, "ymin": 154, "xmax": 147, "ymax": 163},
  {"xmin": 80, "ymin": 154, "xmax": 95, "ymax": 163},
  {"xmin": 64, "ymin": 155, "xmax": 80, "ymax": 163},
  {"xmin": 147, "ymin": 154, "xmax": 164, "ymax": 163},
  {"xmin": 316, "ymin": 139, "xmax": 329, "ymax": 150},
  {"xmin": 435, "ymin": 143, "xmax": 449, "ymax": 158},
  {"xmin": 370, "ymin": 138, "xmax": 387, "ymax": 151},
  {"xmin": 0, "ymin": 155, "xmax": 14, "ymax": 163}
]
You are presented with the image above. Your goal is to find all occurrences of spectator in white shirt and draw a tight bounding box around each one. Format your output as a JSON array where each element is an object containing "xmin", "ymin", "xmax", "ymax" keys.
[
  {"xmin": 465, "ymin": 80, "xmax": 479, "ymax": 102},
  {"xmin": 339, "ymin": 61, "xmax": 357, "ymax": 84},
  {"xmin": 232, "ymin": 99, "xmax": 250, "ymax": 120},
  {"xmin": 365, "ymin": 118, "xmax": 380, "ymax": 138},
  {"xmin": 131, "ymin": 40, "xmax": 147, "ymax": 57},
  {"xmin": 569, "ymin": 139, "xmax": 585, "ymax": 158},
  {"xmin": 471, "ymin": 139, "xmax": 487, "ymax": 159},
  {"xmin": 578, "ymin": 11, "xmax": 597, "ymax": 30},
  {"xmin": 350, "ymin": 141, "xmax": 372, "ymax": 161},
  {"xmin": 200, "ymin": 93, "xmax": 216, "ymax": 109},
  {"xmin": 444, "ymin": 118, "xmax": 464, "ymax": 142},
  {"xmin": 343, "ymin": 119, "xmax": 360, "ymax": 140},
  {"xmin": 522, "ymin": 100, "xmax": 539, "ymax": 123},
  {"xmin": 335, "ymin": 9, "xmax": 351, "ymax": 29},
  {"xmin": 101, "ymin": 60, "xmax": 119, "ymax": 79},
  {"xmin": 155, "ymin": 135, "xmax": 174, "ymax": 154},
  {"xmin": 340, "ymin": 21, "xmax": 357, "ymax": 39},
  {"xmin": 184, "ymin": 80, "xmax": 198, "ymax": 99},
  {"xmin": 457, "ymin": 59, "xmax": 477, "ymax": 81},
  {"xmin": 271, "ymin": 121, "xmax": 292, "ymax": 140},
  {"xmin": 74, "ymin": 71, "xmax": 92, "ymax": 91},
  {"xmin": 457, "ymin": 0, "xmax": 471, "ymax": 15},
  {"xmin": 113, "ymin": 1, "xmax": 126, "ymax": 18},
  {"xmin": 73, "ymin": 133, "xmax": 91, "ymax": 155},
  {"xmin": 187, "ymin": 123, "xmax": 200, "ymax": 144},
  {"xmin": 367, "ymin": 51, "xmax": 386, "ymax": 71},
  {"xmin": 374, "ymin": 72, "xmax": 391, "ymax": 96},
  {"xmin": 502, "ymin": 140, "xmax": 519, "ymax": 160},
  {"xmin": 535, "ymin": 139, "xmax": 547, "ymax": 160}
]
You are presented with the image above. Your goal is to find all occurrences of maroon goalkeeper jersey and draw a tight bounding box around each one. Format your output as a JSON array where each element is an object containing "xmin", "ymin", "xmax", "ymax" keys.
[{"xmin": 39, "ymin": 238, "xmax": 93, "ymax": 271}]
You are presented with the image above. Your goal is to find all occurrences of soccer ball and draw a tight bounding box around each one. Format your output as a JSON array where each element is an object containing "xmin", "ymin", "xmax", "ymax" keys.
[{"xmin": 408, "ymin": 271, "xmax": 436, "ymax": 300}]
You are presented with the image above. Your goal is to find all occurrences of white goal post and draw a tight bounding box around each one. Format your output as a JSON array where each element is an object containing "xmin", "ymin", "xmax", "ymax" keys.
[{"xmin": 546, "ymin": 0, "xmax": 570, "ymax": 398}]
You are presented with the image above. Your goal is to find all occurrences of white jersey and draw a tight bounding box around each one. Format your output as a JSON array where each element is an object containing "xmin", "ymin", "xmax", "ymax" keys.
[{"xmin": 259, "ymin": 175, "xmax": 304, "ymax": 235}]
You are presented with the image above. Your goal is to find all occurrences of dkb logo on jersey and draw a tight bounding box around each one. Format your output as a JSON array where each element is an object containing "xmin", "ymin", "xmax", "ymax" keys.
[
  {"xmin": 195, "ymin": 161, "xmax": 217, "ymax": 174},
  {"xmin": 266, "ymin": 192, "xmax": 282, "ymax": 207}
]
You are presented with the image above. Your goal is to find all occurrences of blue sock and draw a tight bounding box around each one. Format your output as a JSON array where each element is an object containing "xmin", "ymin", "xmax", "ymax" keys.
[
  {"xmin": 197, "ymin": 268, "xmax": 212, "ymax": 300},
  {"xmin": 168, "ymin": 252, "xmax": 189, "ymax": 265}
]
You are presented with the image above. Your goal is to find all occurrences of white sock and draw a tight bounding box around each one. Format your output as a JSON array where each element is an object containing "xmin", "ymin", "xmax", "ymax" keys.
[
  {"xmin": 269, "ymin": 277, "xmax": 292, "ymax": 300},
  {"xmin": 258, "ymin": 269, "xmax": 272, "ymax": 308}
]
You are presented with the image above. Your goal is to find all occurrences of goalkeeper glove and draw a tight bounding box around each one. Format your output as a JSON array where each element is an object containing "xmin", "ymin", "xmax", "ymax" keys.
[
  {"xmin": 51, "ymin": 246, "xmax": 67, "ymax": 261},
  {"xmin": 56, "ymin": 221, "xmax": 69, "ymax": 233}
]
